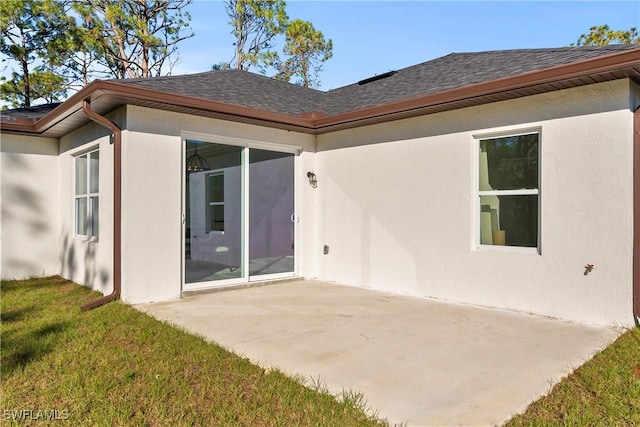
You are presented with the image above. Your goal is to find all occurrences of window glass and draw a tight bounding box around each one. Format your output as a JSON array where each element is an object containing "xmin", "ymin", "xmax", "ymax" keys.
[
  {"xmin": 210, "ymin": 205, "xmax": 225, "ymax": 232},
  {"xmin": 205, "ymin": 173, "xmax": 225, "ymax": 232},
  {"xmin": 90, "ymin": 151, "xmax": 99, "ymax": 193},
  {"xmin": 479, "ymin": 195, "xmax": 538, "ymax": 247},
  {"xmin": 90, "ymin": 197, "xmax": 99, "ymax": 238},
  {"xmin": 76, "ymin": 198, "xmax": 87, "ymax": 235},
  {"xmin": 76, "ymin": 155, "xmax": 87, "ymax": 195},
  {"xmin": 208, "ymin": 174, "xmax": 224, "ymax": 202},
  {"xmin": 480, "ymin": 134, "xmax": 538, "ymax": 191}
]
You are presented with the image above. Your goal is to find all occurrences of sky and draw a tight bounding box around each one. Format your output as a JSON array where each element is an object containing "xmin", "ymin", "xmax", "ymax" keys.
[{"xmin": 172, "ymin": 0, "xmax": 640, "ymax": 91}]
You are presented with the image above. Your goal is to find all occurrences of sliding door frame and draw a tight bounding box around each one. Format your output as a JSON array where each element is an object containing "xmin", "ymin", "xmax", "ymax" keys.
[{"xmin": 181, "ymin": 132, "xmax": 301, "ymax": 292}]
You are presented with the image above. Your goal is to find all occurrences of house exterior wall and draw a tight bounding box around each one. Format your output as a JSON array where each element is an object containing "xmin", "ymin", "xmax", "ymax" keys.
[
  {"xmin": 121, "ymin": 105, "xmax": 316, "ymax": 304},
  {"xmin": 57, "ymin": 111, "xmax": 120, "ymax": 295},
  {"xmin": 1, "ymin": 134, "xmax": 60, "ymax": 279},
  {"xmin": 631, "ymin": 78, "xmax": 640, "ymax": 107},
  {"xmin": 315, "ymin": 79, "xmax": 636, "ymax": 326},
  {"xmin": 2, "ymin": 77, "xmax": 635, "ymax": 327}
]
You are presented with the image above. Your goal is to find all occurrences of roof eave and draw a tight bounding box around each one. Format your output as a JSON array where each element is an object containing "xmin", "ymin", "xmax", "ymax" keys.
[
  {"xmin": 0, "ymin": 120, "xmax": 40, "ymax": 135},
  {"xmin": 13, "ymin": 80, "xmax": 317, "ymax": 136},
  {"xmin": 2, "ymin": 47, "xmax": 639, "ymax": 137},
  {"xmin": 311, "ymin": 47, "xmax": 640, "ymax": 132},
  {"xmin": 100, "ymin": 80, "xmax": 315, "ymax": 129}
]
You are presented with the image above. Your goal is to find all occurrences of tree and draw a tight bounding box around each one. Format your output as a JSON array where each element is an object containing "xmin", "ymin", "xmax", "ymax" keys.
[
  {"xmin": 573, "ymin": 25, "xmax": 640, "ymax": 46},
  {"xmin": 0, "ymin": 0, "xmax": 76, "ymax": 107},
  {"xmin": 72, "ymin": 0, "xmax": 195, "ymax": 79},
  {"xmin": 63, "ymin": 33, "xmax": 105, "ymax": 89},
  {"xmin": 274, "ymin": 19, "xmax": 332, "ymax": 88},
  {"xmin": 211, "ymin": 62, "xmax": 231, "ymax": 71},
  {"xmin": 225, "ymin": 0, "xmax": 288, "ymax": 72},
  {"xmin": 1, "ymin": 69, "xmax": 66, "ymax": 107}
]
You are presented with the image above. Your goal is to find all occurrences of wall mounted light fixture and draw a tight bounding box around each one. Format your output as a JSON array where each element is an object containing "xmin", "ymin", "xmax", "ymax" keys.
[{"xmin": 307, "ymin": 171, "xmax": 317, "ymax": 188}]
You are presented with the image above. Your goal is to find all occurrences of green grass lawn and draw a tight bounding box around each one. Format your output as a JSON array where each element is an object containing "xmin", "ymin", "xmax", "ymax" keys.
[
  {"xmin": 3, "ymin": 277, "xmax": 640, "ymax": 426},
  {"xmin": 1, "ymin": 277, "xmax": 385, "ymax": 426},
  {"xmin": 505, "ymin": 324, "xmax": 640, "ymax": 427}
]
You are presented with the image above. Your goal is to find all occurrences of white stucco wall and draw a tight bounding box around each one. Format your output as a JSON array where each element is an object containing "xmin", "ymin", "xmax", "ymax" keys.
[
  {"xmin": 58, "ymin": 112, "xmax": 118, "ymax": 295},
  {"xmin": 1, "ymin": 134, "xmax": 60, "ymax": 279},
  {"xmin": 121, "ymin": 106, "xmax": 316, "ymax": 304},
  {"xmin": 4, "ymin": 78, "xmax": 633, "ymax": 327},
  {"xmin": 315, "ymin": 79, "xmax": 636, "ymax": 326}
]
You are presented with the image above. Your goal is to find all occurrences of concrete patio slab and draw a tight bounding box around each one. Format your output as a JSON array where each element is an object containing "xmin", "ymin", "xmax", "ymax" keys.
[{"xmin": 137, "ymin": 280, "xmax": 621, "ymax": 426}]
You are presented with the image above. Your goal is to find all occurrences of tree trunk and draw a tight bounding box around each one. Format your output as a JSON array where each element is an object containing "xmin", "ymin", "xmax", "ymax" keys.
[{"xmin": 21, "ymin": 57, "xmax": 31, "ymax": 107}]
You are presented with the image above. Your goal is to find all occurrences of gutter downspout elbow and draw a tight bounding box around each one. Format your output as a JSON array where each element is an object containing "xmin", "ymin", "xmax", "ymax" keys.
[{"xmin": 81, "ymin": 100, "xmax": 122, "ymax": 311}]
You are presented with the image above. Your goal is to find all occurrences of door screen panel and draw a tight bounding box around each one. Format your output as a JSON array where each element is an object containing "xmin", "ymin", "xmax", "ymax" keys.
[
  {"xmin": 249, "ymin": 150, "xmax": 295, "ymax": 276},
  {"xmin": 185, "ymin": 142, "xmax": 243, "ymax": 283}
]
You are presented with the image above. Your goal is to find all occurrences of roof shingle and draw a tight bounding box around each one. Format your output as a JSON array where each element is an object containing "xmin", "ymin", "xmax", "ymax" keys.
[
  {"xmin": 119, "ymin": 45, "xmax": 639, "ymax": 116},
  {"xmin": 321, "ymin": 45, "xmax": 639, "ymax": 114},
  {"xmin": 121, "ymin": 69, "xmax": 326, "ymax": 116},
  {"xmin": 2, "ymin": 45, "xmax": 637, "ymax": 126},
  {"xmin": 0, "ymin": 103, "xmax": 61, "ymax": 122}
]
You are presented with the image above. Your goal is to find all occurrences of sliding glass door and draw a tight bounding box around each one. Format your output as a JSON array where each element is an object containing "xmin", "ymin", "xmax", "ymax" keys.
[
  {"xmin": 184, "ymin": 142, "xmax": 244, "ymax": 285},
  {"xmin": 183, "ymin": 140, "xmax": 295, "ymax": 290},
  {"xmin": 249, "ymin": 149, "xmax": 295, "ymax": 277}
]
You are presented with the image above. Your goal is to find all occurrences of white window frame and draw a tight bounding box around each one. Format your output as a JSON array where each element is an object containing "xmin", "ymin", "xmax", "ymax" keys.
[
  {"xmin": 473, "ymin": 130, "xmax": 541, "ymax": 254},
  {"xmin": 75, "ymin": 149, "xmax": 99, "ymax": 239}
]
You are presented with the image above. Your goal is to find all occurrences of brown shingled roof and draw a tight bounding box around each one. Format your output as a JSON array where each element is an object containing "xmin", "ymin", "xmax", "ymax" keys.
[
  {"xmin": 119, "ymin": 44, "xmax": 640, "ymax": 116},
  {"xmin": 2, "ymin": 45, "xmax": 639, "ymax": 136},
  {"xmin": 121, "ymin": 69, "xmax": 326, "ymax": 116},
  {"xmin": 0, "ymin": 103, "xmax": 61, "ymax": 122},
  {"xmin": 322, "ymin": 45, "xmax": 640, "ymax": 114}
]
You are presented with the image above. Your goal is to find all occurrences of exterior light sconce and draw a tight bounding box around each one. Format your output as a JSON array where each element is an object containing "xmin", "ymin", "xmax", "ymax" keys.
[{"xmin": 307, "ymin": 172, "xmax": 317, "ymax": 188}]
